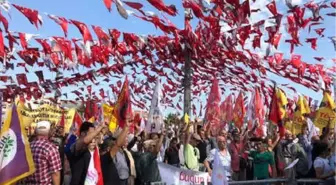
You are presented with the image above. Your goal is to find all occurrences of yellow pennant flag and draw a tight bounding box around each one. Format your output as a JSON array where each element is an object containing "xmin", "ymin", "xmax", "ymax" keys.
[
  {"xmin": 184, "ymin": 113, "xmax": 190, "ymax": 124},
  {"xmin": 321, "ymin": 91, "xmax": 336, "ymax": 110}
]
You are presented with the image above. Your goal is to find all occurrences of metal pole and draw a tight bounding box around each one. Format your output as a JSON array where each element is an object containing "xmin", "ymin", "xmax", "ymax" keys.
[
  {"xmin": 183, "ymin": 9, "xmax": 192, "ymax": 117},
  {"xmin": 183, "ymin": 50, "xmax": 192, "ymax": 116}
]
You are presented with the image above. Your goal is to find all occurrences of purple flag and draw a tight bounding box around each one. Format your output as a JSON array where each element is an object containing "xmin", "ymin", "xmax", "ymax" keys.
[{"xmin": 0, "ymin": 104, "xmax": 35, "ymax": 185}]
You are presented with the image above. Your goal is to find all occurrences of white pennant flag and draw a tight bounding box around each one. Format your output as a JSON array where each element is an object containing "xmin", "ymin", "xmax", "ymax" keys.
[{"xmin": 146, "ymin": 79, "xmax": 164, "ymax": 133}]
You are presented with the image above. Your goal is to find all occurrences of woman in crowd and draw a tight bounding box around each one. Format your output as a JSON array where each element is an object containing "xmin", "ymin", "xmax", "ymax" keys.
[{"xmin": 204, "ymin": 135, "xmax": 231, "ymax": 180}]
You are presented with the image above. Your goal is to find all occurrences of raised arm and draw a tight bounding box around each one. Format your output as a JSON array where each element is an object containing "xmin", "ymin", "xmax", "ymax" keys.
[
  {"xmin": 183, "ymin": 122, "xmax": 193, "ymax": 145},
  {"xmin": 76, "ymin": 124, "xmax": 105, "ymax": 151},
  {"xmin": 110, "ymin": 119, "xmax": 131, "ymax": 157}
]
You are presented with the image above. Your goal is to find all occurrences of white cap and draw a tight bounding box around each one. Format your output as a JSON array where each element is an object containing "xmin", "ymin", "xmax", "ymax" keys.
[{"xmin": 35, "ymin": 121, "xmax": 51, "ymax": 135}]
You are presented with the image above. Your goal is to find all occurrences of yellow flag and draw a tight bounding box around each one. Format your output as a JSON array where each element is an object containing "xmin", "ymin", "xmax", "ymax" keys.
[
  {"xmin": 184, "ymin": 113, "xmax": 190, "ymax": 124},
  {"xmin": 303, "ymin": 96, "xmax": 311, "ymax": 114},
  {"xmin": 297, "ymin": 96, "xmax": 307, "ymax": 115},
  {"xmin": 321, "ymin": 91, "xmax": 336, "ymax": 110},
  {"xmin": 292, "ymin": 110, "xmax": 306, "ymax": 135},
  {"xmin": 276, "ymin": 88, "xmax": 288, "ymax": 119},
  {"xmin": 314, "ymin": 107, "xmax": 336, "ymax": 131}
]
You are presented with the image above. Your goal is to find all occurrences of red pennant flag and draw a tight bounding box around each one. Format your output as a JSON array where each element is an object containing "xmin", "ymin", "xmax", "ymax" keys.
[
  {"xmin": 0, "ymin": 31, "xmax": 4, "ymax": 56},
  {"xmin": 13, "ymin": 4, "xmax": 42, "ymax": 28},
  {"xmin": 87, "ymin": 85, "xmax": 92, "ymax": 95},
  {"xmin": 19, "ymin": 32, "xmax": 28, "ymax": 50},
  {"xmin": 35, "ymin": 38, "xmax": 52, "ymax": 54},
  {"xmin": 266, "ymin": 1, "xmax": 278, "ymax": 16},
  {"xmin": 92, "ymin": 25, "xmax": 110, "ymax": 45},
  {"xmin": 114, "ymin": 76, "xmax": 132, "ymax": 128},
  {"xmin": 48, "ymin": 15, "xmax": 69, "ymax": 37},
  {"xmin": 0, "ymin": 11, "xmax": 8, "ymax": 32},
  {"xmin": 291, "ymin": 54, "xmax": 301, "ymax": 68},
  {"xmin": 70, "ymin": 20, "xmax": 93, "ymax": 43},
  {"xmin": 103, "ymin": 0, "xmax": 113, "ymax": 12},
  {"xmin": 16, "ymin": 73, "xmax": 29, "ymax": 86},
  {"xmin": 34, "ymin": 71, "xmax": 44, "ymax": 83}
]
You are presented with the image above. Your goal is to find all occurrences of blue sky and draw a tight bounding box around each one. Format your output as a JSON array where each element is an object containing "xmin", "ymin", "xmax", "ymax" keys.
[{"xmin": 2, "ymin": 0, "xmax": 336, "ymax": 118}]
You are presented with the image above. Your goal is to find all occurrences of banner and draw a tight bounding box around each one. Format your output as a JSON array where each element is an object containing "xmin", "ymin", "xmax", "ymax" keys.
[
  {"xmin": 158, "ymin": 162, "xmax": 210, "ymax": 185},
  {"xmin": 314, "ymin": 107, "xmax": 336, "ymax": 131},
  {"xmin": 146, "ymin": 79, "xmax": 164, "ymax": 133},
  {"xmin": 17, "ymin": 103, "xmax": 76, "ymax": 133}
]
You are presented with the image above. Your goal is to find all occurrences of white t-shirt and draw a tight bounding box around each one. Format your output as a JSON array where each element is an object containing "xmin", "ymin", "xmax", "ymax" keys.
[
  {"xmin": 314, "ymin": 157, "xmax": 334, "ymax": 179},
  {"xmin": 85, "ymin": 151, "xmax": 98, "ymax": 185}
]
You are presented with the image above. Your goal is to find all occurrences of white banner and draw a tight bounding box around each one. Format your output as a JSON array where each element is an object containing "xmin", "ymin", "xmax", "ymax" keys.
[
  {"xmin": 146, "ymin": 79, "xmax": 164, "ymax": 133},
  {"xmin": 158, "ymin": 162, "xmax": 210, "ymax": 185}
]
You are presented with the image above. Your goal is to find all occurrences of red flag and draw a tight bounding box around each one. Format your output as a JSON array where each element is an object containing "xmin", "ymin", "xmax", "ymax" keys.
[
  {"xmin": 233, "ymin": 91, "xmax": 246, "ymax": 129},
  {"xmin": 219, "ymin": 94, "xmax": 233, "ymax": 126},
  {"xmin": 68, "ymin": 112, "xmax": 83, "ymax": 137},
  {"xmin": 268, "ymin": 87, "xmax": 286, "ymax": 137},
  {"xmin": 85, "ymin": 100, "xmax": 98, "ymax": 121},
  {"xmin": 94, "ymin": 147, "xmax": 104, "ymax": 185},
  {"xmin": 204, "ymin": 78, "xmax": 221, "ymax": 130},
  {"xmin": 114, "ymin": 76, "xmax": 132, "ymax": 128}
]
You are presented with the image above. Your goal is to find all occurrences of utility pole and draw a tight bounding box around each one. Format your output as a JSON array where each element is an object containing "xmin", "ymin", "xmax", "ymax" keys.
[{"xmin": 183, "ymin": 8, "xmax": 192, "ymax": 118}]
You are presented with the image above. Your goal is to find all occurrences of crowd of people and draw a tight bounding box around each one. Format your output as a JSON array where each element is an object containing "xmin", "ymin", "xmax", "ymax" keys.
[{"xmin": 18, "ymin": 115, "xmax": 335, "ymax": 185}]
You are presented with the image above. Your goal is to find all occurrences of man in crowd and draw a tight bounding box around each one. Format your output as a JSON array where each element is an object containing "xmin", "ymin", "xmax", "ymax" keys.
[
  {"xmin": 184, "ymin": 122, "xmax": 201, "ymax": 171},
  {"xmin": 133, "ymin": 131, "xmax": 165, "ymax": 185},
  {"xmin": 229, "ymin": 128, "xmax": 247, "ymax": 181},
  {"xmin": 24, "ymin": 121, "xmax": 62, "ymax": 185},
  {"xmin": 67, "ymin": 122, "xmax": 106, "ymax": 185},
  {"xmin": 100, "ymin": 118, "xmax": 133, "ymax": 185},
  {"xmin": 164, "ymin": 137, "xmax": 180, "ymax": 167},
  {"xmin": 196, "ymin": 125, "xmax": 209, "ymax": 171}
]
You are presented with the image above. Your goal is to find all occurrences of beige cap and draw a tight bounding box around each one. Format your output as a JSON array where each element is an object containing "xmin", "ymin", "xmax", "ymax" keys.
[{"xmin": 35, "ymin": 121, "xmax": 51, "ymax": 135}]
